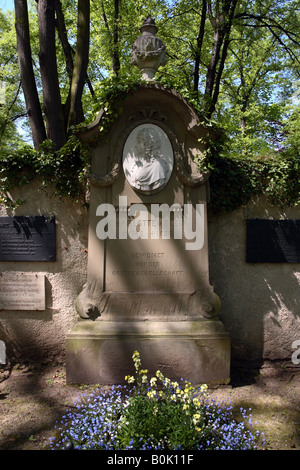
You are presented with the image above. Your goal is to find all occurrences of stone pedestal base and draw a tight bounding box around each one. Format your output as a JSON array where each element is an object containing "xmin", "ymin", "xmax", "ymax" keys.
[{"xmin": 65, "ymin": 320, "xmax": 230, "ymax": 385}]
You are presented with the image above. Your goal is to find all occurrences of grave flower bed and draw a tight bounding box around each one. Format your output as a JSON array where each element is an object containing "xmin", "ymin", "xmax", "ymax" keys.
[{"xmin": 49, "ymin": 351, "xmax": 265, "ymax": 450}]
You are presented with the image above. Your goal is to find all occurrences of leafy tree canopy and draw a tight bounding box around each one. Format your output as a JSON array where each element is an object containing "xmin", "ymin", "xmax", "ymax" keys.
[{"xmin": 0, "ymin": 0, "xmax": 299, "ymax": 210}]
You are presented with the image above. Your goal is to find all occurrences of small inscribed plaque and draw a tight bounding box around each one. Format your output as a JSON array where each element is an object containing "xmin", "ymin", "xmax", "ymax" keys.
[
  {"xmin": 0, "ymin": 273, "xmax": 45, "ymax": 310},
  {"xmin": 246, "ymin": 219, "xmax": 300, "ymax": 263},
  {"xmin": 0, "ymin": 216, "xmax": 56, "ymax": 261}
]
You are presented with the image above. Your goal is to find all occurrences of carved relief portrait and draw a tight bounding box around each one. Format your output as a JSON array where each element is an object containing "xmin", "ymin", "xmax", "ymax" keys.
[{"xmin": 122, "ymin": 124, "xmax": 174, "ymax": 194}]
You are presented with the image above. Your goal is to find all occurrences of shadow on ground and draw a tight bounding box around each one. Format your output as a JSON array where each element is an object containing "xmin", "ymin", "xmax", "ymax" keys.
[{"xmin": 0, "ymin": 361, "xmax": 299, "ymax": 451}]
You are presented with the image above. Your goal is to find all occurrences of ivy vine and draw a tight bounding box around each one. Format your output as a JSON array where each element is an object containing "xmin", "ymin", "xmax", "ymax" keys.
[
  {"xmin": 202, "ymin": 135, "xmax": 300, "ymax": 213},
  {"xmin": 0, "ymin": 77, "xmax": 299, "ymax": 212},
  {"xmin": 0, "ymin": 132, "xmax": 90, "ymax": 208}
]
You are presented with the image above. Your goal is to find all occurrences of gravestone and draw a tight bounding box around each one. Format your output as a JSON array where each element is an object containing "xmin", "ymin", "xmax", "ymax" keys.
[{"xmin": 66, "ymin": 18, "xmax": 230, "ymax": 384}]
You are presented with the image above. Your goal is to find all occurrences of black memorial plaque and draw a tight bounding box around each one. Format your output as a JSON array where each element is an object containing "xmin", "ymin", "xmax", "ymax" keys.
[
  {"xmin": 246, "ymin": 219, "xmax": 300, "ymax": 263},
  {"xmin": 0, "ymin": 216, "xmax": 56, "ymax": 261}
]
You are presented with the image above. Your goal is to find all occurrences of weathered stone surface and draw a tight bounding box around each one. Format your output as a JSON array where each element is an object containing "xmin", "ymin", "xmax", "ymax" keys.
[
  {"xmin": 75, "ymin": 84, "xmax": 216, "ymax": 320},
  {"xmin": 131, "ymin": 16, "xmax": 166, "ymax": 81},
  {"xmin": 0, "ymin": 273, "xmax": 45, "ymax": 311},
  {"xmin": 65, "ymin": 80, "xmax": 230, "ymax": 384},
  {"xmin": 66, "ymin": 320, "xmax": 230, "ymax": 385},
  {"xmin": 0, "ymin": 179, "xmax": 88, "ymax": 364}
]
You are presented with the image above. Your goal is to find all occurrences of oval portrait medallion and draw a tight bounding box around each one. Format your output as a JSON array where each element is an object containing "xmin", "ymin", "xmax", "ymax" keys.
[{"xmin": 122, "ymin": 124, "xmax": 174, "ymax": 194}]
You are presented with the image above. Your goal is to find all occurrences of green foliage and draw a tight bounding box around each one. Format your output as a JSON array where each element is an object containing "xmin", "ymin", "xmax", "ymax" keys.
[
  {"xmin": 91, "ymin": 75, "xmax": 147, "ymax": 135},
  {"xmin": 35, "ymin": 132, "xmax": 91, "ymax": 200},
  {"xmin": 0, "ymin": 77, "xmax": 145, "ymax": 208},
  {"xmin": 198, "ymin": 132, "xmax": 300, "ymax": 213},
  {"xmin": 0, "ymin": 144, "xmax": 37, "ymax": 207},
  {"xmin": 2, "ymin": 0, "xmax": 300, "ymax": 155},
  {"xmin": 50, "ymin": 351, "xmax": 265, "ymax": 450},
  {"xmin": 0, "ymin": 75, "xmax": 298, "ymax": 213},
  {"xmin": 209, "ymin": 153, "xmax": 299, "ymax": 213},
  {"xmin": 0, "ymin": 8, "xmax": 28, "ymax": 151},
  {"xmin": 284, "ymin": 106, "xmax": 300, "ymax": 157},
  {"xmin": 0, "ymin": 127, "xmax": 90, "ymax": 208},
  {"xmin": 118, "ymin": 351, "xmax": 213, "ymax": 450},
  {"xmin": 1, "ymin": 1, "xmax": 299, "ymax": 168},
  {"xmin": 215, "ymin": 13, "xmax": 299, "ymax": 158}
]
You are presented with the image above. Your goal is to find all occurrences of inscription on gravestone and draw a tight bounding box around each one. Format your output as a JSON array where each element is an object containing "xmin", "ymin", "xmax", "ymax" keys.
[
  {"xmin": 0, "ymin": 273, "xmax": 45, "ymax": 310},
  {"xmin": 0, "ymin": 216, "xmax": 56, "ymax": 261},
  {"xmin": 246, "ymin": 219, "xmax": 300, "ymax": 263}
]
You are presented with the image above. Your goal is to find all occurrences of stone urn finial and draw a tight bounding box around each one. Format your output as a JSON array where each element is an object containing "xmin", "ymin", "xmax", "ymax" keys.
[{"xmin": 131, "ymin": 16, "xmax": 166, "ymax": 81}]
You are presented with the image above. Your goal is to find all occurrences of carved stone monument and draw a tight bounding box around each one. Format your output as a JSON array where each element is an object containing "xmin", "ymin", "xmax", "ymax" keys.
[
  {"xmin": 131, "ymin": 16, "xmax": 166, "ymax": 81},
  {"xmin": 65, "ymin": 18, "xmax": 230, "ymax": 384}
]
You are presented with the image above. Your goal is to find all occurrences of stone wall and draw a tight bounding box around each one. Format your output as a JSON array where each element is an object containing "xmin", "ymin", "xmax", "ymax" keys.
[
  {"xmin": 0, "ymin": 180, "xmax": 88, "ymax": 364},
  {"xmin": 208, "ymin": 197, "xmax": 300, "ymax": 364},
  {"xmin": 0, "ymin": 180, "xmax": 299, "ymax": 366}
]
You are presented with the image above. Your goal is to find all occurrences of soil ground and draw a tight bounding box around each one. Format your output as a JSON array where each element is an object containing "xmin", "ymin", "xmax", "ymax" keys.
[{"xmin": 0, "ymin": 361, "xmax": 299, "ymax": 452}]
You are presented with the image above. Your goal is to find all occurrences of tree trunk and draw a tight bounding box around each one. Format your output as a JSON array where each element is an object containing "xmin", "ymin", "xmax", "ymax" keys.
[
  {"xmin": 193, "ymin": 0, "xmax": 207, "ymax": 98},
  {"xmin": 67, "ymin": 0, "xmax": 90, "ymax": 130},
  {"xmin": 210, "ymin": 0, "xmax": 238, "ymax": 115},
  {"xmin": 37, "ymin": 0, "xmax": 66, "ymax": 150},
  {"xmin": 14, "ymin": 0, "xmax": 46, "ymax": 149},
  {"xmin": 101, "ymin": 0, "xmax": 120, "ymax": 76},
  {"xmin": 204, "ymin": 0, "xmax": 238, "ymax": 117},
  {"xmin": 112, "ymin": 0, "xmax": 120, "ymax": 76},
  {"xmin": 54, "ymin": 0, "xmax": 74, "ymax": 81},
  {"xmin": 204, "ymin": 21, "xmax": 227, "ymax": 110},
  {"xmin": 54, "ymin": 0, "xmax": 74, "ymax": 129}
]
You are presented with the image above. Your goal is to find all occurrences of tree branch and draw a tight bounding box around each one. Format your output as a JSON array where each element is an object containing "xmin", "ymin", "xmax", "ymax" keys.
[
  {"xmin": 193, "ymin": 0, "xmax": 207, "ymax": 95},
  {"xmin": 37, "ymin": 0, "xmax": 66, "ymax": 149},
  {"xmin": 67, "ymin": 0, "xmax": 90, "ymax": 130},
  {"xmin": 14, "ymin": 0, "xmax": 46, "ymax": 149},
  {"xmin": 54, "ymin": 0, "xmax": 73, "ymax": 80}
]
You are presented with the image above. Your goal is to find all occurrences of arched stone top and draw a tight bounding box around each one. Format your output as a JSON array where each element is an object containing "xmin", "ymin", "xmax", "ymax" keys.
[
  {"xmin": 82, "ymin": 85, "xmax": 219, "ymax": 189},
  {"xmin": 85, "ymin": 84, "xmax": 209, "ymax": 140}
]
